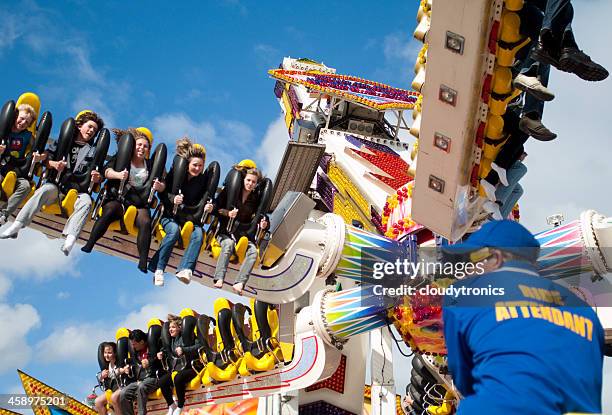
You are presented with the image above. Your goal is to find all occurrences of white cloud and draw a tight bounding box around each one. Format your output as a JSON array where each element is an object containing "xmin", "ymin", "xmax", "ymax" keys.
[
  {"xmin": 256, "ymin": 116, "xmax": 289, "ymax": 180},
  {"xmin": 36, "ymin": 324, "xmax": 112, "ymax": 364},
  {"xmin": 383, "ymin": 32, "xmax": 417, "ymax": 61},
  {"xmin": 0, "ymin": 11, "xmax": 23, "ymax": 53},
  {"xmin": 0, "ymin": 303, "xmax": 40, "ymax": 373},
  {"xmin": 0, "ymin": 228, "xmax": 79, "ymax": 280},
  {"xmin": 151, "ymin": 113, "xmax": 255, "ymax": 172}
]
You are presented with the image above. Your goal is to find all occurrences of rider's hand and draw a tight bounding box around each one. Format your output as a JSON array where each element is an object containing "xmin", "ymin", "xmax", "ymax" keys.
[
  {"xmin": 175, "ymin": 347, "xmax": 183, "ymax": 357},
  {"xmin": 157, "ymin": 351, "xmax": 163, "ymax": 360},
  {"xmin": 100, "ymin": 369, "xmax": 109, "ymax": 379},
  {"xmin": 174, "ymin": 194, "xmax": 184, "ymax": 205},
  {"xmin": 204, "ymin": 202, "xmax": 213, "ymax": 213},
  {"xmin": 119, "ymin": 169, "xmax": 129, "ymax": 181},
  {"xmin": 91, "ymin": 170, "xmax": 102, "ymax": 183},
  {"xmin": 141, "ymin": 358, "xmax": 149, "ymax": 369},
  {"xmin": 32, "ymin": 152, "xmax": 46, "ymax": 163},
  {"xmin": 53, "ymin": 160, "xmax": 67, "ymax": 172},
  {"xmin": 0, "ymin": 144, "xmax": 6, "ymax": 155},
  {"xmin": 153, "ymin": 179, "xmax": 164, "ymax": 192},
  {"xmin": 228, "ymin": 208, "xmax": 238, "ymax": 219}
]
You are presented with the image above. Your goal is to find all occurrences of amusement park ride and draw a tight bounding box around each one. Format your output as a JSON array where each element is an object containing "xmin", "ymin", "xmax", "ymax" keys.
[{"xmin": 3, "ymin": 1, "xmax": 612, "ymax": 415}]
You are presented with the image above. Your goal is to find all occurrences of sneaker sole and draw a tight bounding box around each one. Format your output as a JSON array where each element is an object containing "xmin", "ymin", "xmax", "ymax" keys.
[
  {"xmin": 519, "ymin": 124, "xmax": 557, "ymax": 141},
  {"xmin": 559, "ymin": 54, "xmax": 609, "ymax": 82},
  {"xmin": 513, "ymin": 81, "xmax": 555, "ymax": 102}
]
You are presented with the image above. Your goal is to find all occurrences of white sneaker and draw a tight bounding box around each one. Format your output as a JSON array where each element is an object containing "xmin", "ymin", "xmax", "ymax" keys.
[
  {"xmin": 175, "ymin": 269, "xmax": 192, "ymax": 285},
  {"xmin": 483, "ymin": 201, "xmax": 503, "ymax": 220},
  {"xmin": 0, "ymin": 215, "xmax": 6, "ymax": 226},
  {"xmin": 490, "ymin": 162, "xmax": 509, "ymax": 187},
  {"xmin": 0, "ymin": 220, "xmax": 23, "ymax": 239},
  {"xmin": 172, "ymin": 406, "xmax": 182, "ymax": 415},
  {"xmin": 166, "ymin": 404, "xmax": 177, "ymax": 415},
  {"xmin": 154, "ymin": 270, "xmax": 165, "ymax": 287},
  {"xmin": 480, "ymin": 179, "xmax": 497, "ymax": 202},
  {"xmin": 60, "ymin": 235, "xmax": 77, "ymax": 256}
]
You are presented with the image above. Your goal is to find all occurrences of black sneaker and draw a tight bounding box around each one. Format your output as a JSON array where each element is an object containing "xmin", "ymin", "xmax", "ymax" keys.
[
  {"xmin": 519, "ymin": 116, "xmax": 557, "ymax": 141},
  {"xmin": 559, "ymin": 47, "xmax": 609, "ymax": 82},
  {"xmin": 530, "ymin": 41, "xmax": 560, "ymax": 68}
]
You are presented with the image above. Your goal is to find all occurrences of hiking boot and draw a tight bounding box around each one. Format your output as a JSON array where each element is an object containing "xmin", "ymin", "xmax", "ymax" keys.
[
  {"xmin": 519, "ymin": 116, "xmax": 557, "ymax": 141},
  {"xmin": 559, "ymin": 47, "xmax": 609, "ymax": 81},
  {"xmin": 512, "ymin": 73, "xmax": 555, "ymax": 102}
]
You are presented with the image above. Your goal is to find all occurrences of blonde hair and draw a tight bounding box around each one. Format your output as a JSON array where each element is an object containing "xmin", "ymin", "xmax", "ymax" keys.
[
  {"xmin": 112, "ymin": 128, "xmax": 150, "ymax": 143},
  {"xmin": 16, "ymin": 104, "xmax": 37, "ymax": 127},
  {"xmin": 167, "ymin": 314, "xmax": 182, "ymax": 329},
  {"xmin": 176, "ymin": 137, "xmax": 206, "ymax": 163}
]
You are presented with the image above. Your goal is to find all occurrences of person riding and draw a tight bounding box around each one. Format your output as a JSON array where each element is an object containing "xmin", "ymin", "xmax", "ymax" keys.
[
  {"xmin": 81, "ymin": 127, "xmax": 165, "ymax": 273},
  {"xmin": 119, "ymin": 329, "xmax": 161, "ymax": 415},
  {"xmin": 148, "ymin": 138, "xmax": 213, "ymax": 287},
  {"xmin": 1, "ymin": 111, "xmax": 104, "ymax": 253},
  {"xmin": 212, "ymin": 165, "xmax": 269, "ymax": 295},
  {"xmin": 0, "ymin": 103, "xmax": 41, "ymax": 226},
  {"xmin": 441, "ymin": 220, "xmax": 604, "ymax": 414},
  {"xmin": 157, "ymin": 314, "xmax": 202, "ymax": 415},
  {"xmin": 95, "ymin": 342, "xmax": 120, "ymax": 415}
]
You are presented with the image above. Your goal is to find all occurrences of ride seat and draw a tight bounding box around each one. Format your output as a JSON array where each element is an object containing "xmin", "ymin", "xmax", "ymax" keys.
[
  {"xmin": 210, "ymin": 235, "xmax": 262, "ymax": 266},
  {"xmin": 496, "ymin": 9, "xmax": 530, "ymax": 67},
  {"xmin": 155, "ymin": 220, "xmax": 197, "ymax": 250},
  {"xmin": 41, "ymin": 188, "xmax": 79, "ymax": 217}
]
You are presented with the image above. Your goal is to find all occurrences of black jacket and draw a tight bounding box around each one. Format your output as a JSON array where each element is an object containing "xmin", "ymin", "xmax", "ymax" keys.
[
  {"xmin": 161, "ymin": 168, "xmax": 209, "ymax": 225},
  {"xmin": 161, "ymin": 335, "xmax": 202, "ymax": 372},
  {"xmin": 214, "ymin": 187, "xmax": 260, "ymax": 241}
]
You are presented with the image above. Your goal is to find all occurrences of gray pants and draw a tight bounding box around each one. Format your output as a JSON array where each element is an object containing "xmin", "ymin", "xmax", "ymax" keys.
[
  {"xmin": 120, "ymin": 378, "xmax": 159, "ymax": 415},
  {"xmin": 15, "ymin": 183, "xmax": 92, "ymax": 237},
  {"xmin": 213, "ymin": 234, "xmax": 258, "ymax": 285},
  {"xmin": 0, "ymin": 177, "xmax": 31, "ymax": 218}
]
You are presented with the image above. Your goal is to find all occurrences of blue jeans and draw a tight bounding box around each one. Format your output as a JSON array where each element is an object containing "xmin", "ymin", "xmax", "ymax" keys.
[
  {"xmin": 495, "ymin": 161, "xmax": 527, "ymax": 217},
  {"xmin": 213, "ymin": 234, "xmax": 258, "ymax": 285},
  {"xmin": 149, "ymin": 217, "xmax": 203, "ymax": 273}
]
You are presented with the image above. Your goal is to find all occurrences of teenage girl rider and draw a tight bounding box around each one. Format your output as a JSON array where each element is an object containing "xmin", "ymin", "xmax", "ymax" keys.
[
  {"xmin": 157, "ymin": 314, "xmax": 202, "ymax": 415},
  {"xmin": 148, "ymin": 138, "xmax": 214, "ymax": 286},
  {"xmin": 81, "ymin": 128, "xmax": 164, "ymax": 273}
]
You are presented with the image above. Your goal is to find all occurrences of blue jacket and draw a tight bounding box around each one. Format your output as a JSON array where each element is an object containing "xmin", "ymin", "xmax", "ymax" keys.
[{"xmin": 443, "ymin": 261, "xmax": 604, "ymax": 414}]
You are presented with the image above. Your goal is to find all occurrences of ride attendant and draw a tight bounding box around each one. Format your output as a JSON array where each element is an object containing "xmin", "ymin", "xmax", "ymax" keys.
[
  {"xmin": 212, "ymin": 167, "xmax": 268, "ymax": 295},
  {"xmin": 0, "ymin": 103, "xmax": 41, "ymax": 225},
  {"xmin": 157, "ymin": 315, "xmax": 202, "ymax": 415},
  {"xmin": 81, "ymin": 128, "xmax": 165, "ymax": 273},
  {"xmin": 148, "ymin": 138, "xmax": 213, "ymax": 287},
  {"xmin": 95, "ymin": 342, "xmax": 120, "ymax": 415},
  {"xmin": 1, "ymin": 111, "xmax": 104, "ymax": 254},
  {"xmin": 119, "ymin": 329, "xmax": 161, "ymax": 415},
  {"xmin": 441, "ymin": 220, "xmax": 604, "ymax": 414}
]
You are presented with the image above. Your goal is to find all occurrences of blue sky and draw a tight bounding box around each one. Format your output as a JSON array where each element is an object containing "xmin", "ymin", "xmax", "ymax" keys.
[{"xmin": 1, "ymin": 0, "xmax": 611, "ymax": 410}]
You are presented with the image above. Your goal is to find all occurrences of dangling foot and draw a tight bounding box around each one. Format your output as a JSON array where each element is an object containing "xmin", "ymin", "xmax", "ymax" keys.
[
  {"xmin": 0, "ymin": 221, "xmax": 23, "ymax": 239},
  {"xmin": 512, "ymin": 73, "xmax": 555, "ymax": 102},
  {"xmin": 165, "ymin": 403, "xmax": 177, "ymax": 415},
  {"xmin": 490, "ymin": 162, "xmax": 508, "ymax": 187},
  {"xmin": 479, "ymin": 179, "xmax": 497, "ymax": 202},
  {"xmin": 138, "ymin": 259, "xmax": 148, "ymax": 274},
  {"xmin": 61, "ymin": 235, "xmax": 77, "ymax": 256},
  {"xmin": 232, "ymin": 282, "xmax": 244, "ymax": 295},
  {"xmin": 172, "ymin": 406, "xmax": 182, "ymax": 415},
  {"xmin": 175, "ymin": 269, "xmax": 192, "ymax": 285},
  {"xmin": 154, "ymin": 270, "xmax": 165, "ymax": 287},
  {"xmin": 559, "ymin": 47, "xmax": 609, "ymax": 81},
  {"xmin": 519, "ymin": 115, "xmax": 557, "ymax": 141},
  {"xmin": 213, "ymin": 279, "xmax": 223, "ymax": 289}
]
